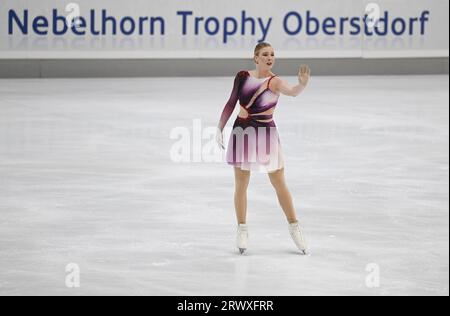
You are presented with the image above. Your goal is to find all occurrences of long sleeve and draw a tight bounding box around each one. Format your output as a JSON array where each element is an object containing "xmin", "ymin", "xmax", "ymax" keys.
[{"xmin": 218, "ymin": 71, "xmax": 245, "ymax": 131}]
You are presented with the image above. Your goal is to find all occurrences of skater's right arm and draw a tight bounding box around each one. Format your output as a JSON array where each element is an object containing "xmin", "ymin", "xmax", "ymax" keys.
[{"xmin": 217, "ymin": 71, "xmax": 244, "ymax": 132}]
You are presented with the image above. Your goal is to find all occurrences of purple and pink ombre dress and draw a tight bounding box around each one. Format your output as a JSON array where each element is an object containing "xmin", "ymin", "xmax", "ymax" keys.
[{"xmin": 218, "ymin": 70, "xmax": 284, "ymax": 173}]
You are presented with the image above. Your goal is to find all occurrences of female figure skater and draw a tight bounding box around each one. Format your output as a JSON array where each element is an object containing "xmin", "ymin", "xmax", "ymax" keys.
[{"xmin": 216, "ymin": 42, "xmax": 311, "ymax": 255}]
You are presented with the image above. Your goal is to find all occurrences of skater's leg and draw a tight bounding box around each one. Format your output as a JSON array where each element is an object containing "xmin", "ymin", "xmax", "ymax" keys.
[
  {"xmin": 234, "ymin": 167, "xmax": 251, "ymax": 224},
  {"xmin": 268, "ymin": 168, "xmax": 298, "ymax": 224}
]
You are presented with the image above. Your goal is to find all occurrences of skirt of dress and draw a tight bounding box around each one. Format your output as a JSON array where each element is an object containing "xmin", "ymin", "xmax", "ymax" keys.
[{"xmin": 225, "ymin": 116, "xmax": 284, "ymax": 173}]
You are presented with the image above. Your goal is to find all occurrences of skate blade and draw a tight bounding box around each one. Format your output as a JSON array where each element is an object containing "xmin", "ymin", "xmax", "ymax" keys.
[{"xmin": 239, "ymin": 248, "xmax": 246, "ymax": 254}]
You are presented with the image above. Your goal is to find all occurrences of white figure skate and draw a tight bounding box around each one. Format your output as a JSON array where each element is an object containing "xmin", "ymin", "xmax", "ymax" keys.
[
  {"xmin": 288, "ymin": 221, "xmax": 307, "ymax": 255},
  {"xmin": 236, "ymin": 224, "xmax": 248, "ymax": 254}
]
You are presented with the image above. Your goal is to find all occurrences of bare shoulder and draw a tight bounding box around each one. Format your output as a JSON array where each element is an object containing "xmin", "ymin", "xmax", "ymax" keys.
[
  {"xmin": 271, "ymin": 75, "xmax": 299, "ymax": 97},
  {"xmin": 271, "ymin": 75, "xmax": 285, "ymax": 92}
]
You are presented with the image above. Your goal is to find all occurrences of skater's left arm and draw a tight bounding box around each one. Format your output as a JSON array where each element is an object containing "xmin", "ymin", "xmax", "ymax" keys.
[{"xmin": 275, "ymin": 65, "xmax": 311, "ymax": 97}]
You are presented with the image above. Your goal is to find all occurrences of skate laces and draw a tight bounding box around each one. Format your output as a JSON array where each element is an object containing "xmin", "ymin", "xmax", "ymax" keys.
[
  {"xmin": 238, "ymin": 225, "xmax": 248, "ymax": 233},
  {"xmin": 238, "ymin": 228, "xmax": 248, "ymax": 237},
  {"xmin": 290, "ymin": 223, "xmax": 304, "ymax": 239}
]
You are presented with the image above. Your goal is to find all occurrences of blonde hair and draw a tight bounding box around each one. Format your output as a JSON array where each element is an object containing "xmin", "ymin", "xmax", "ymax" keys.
[{"xmin": 254, "ymin": 42, "xmax": 272, "ymax": 64}]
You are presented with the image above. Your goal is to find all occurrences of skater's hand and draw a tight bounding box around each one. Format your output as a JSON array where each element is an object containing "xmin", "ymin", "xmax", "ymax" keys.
[
  {"xmin": 215, "ymin": 128, "xmax": 225, "ymax": 150},
  {"xmin": 298, "ymin": 64, "xmax": 311, "ymax": 86}
]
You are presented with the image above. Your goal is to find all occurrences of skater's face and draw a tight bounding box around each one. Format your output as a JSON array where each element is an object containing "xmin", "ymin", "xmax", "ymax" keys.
[{"xmin": 255, "ymin": 47, "xmax": 275, "ymax": 70}]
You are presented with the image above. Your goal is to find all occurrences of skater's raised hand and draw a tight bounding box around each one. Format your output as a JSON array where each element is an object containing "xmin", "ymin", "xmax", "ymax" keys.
[{"xmin": 298, "ymin": 64, "xmax": 311, "ymax": 86}]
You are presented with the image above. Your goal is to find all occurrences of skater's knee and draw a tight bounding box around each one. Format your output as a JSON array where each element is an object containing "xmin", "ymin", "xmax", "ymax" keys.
[
  {"xmin": 235, "ymin": 181, "xmax": 249, "ymax": 192},
  {"xmin": 234, "ymin": 170, "xmax": 250, "ymax": 189},
  {"xmin": 269, "ymin": 174, "xmax": 286, "ymax": 190},
  {"xmin": 271, "ymin": 181, "xmax": 288, "ymax": 192}
]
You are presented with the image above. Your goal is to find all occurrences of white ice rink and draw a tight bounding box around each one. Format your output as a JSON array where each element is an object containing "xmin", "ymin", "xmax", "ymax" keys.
[{"xmin": 0, "ymin": 75, "xmax": 448, "ymax": 296}]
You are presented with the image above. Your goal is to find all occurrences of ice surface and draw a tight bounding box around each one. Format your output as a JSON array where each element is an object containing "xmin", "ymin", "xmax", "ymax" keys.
[{"xmin": 0, "ymin": 75, "xmax": 448, "ymax": 295}]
